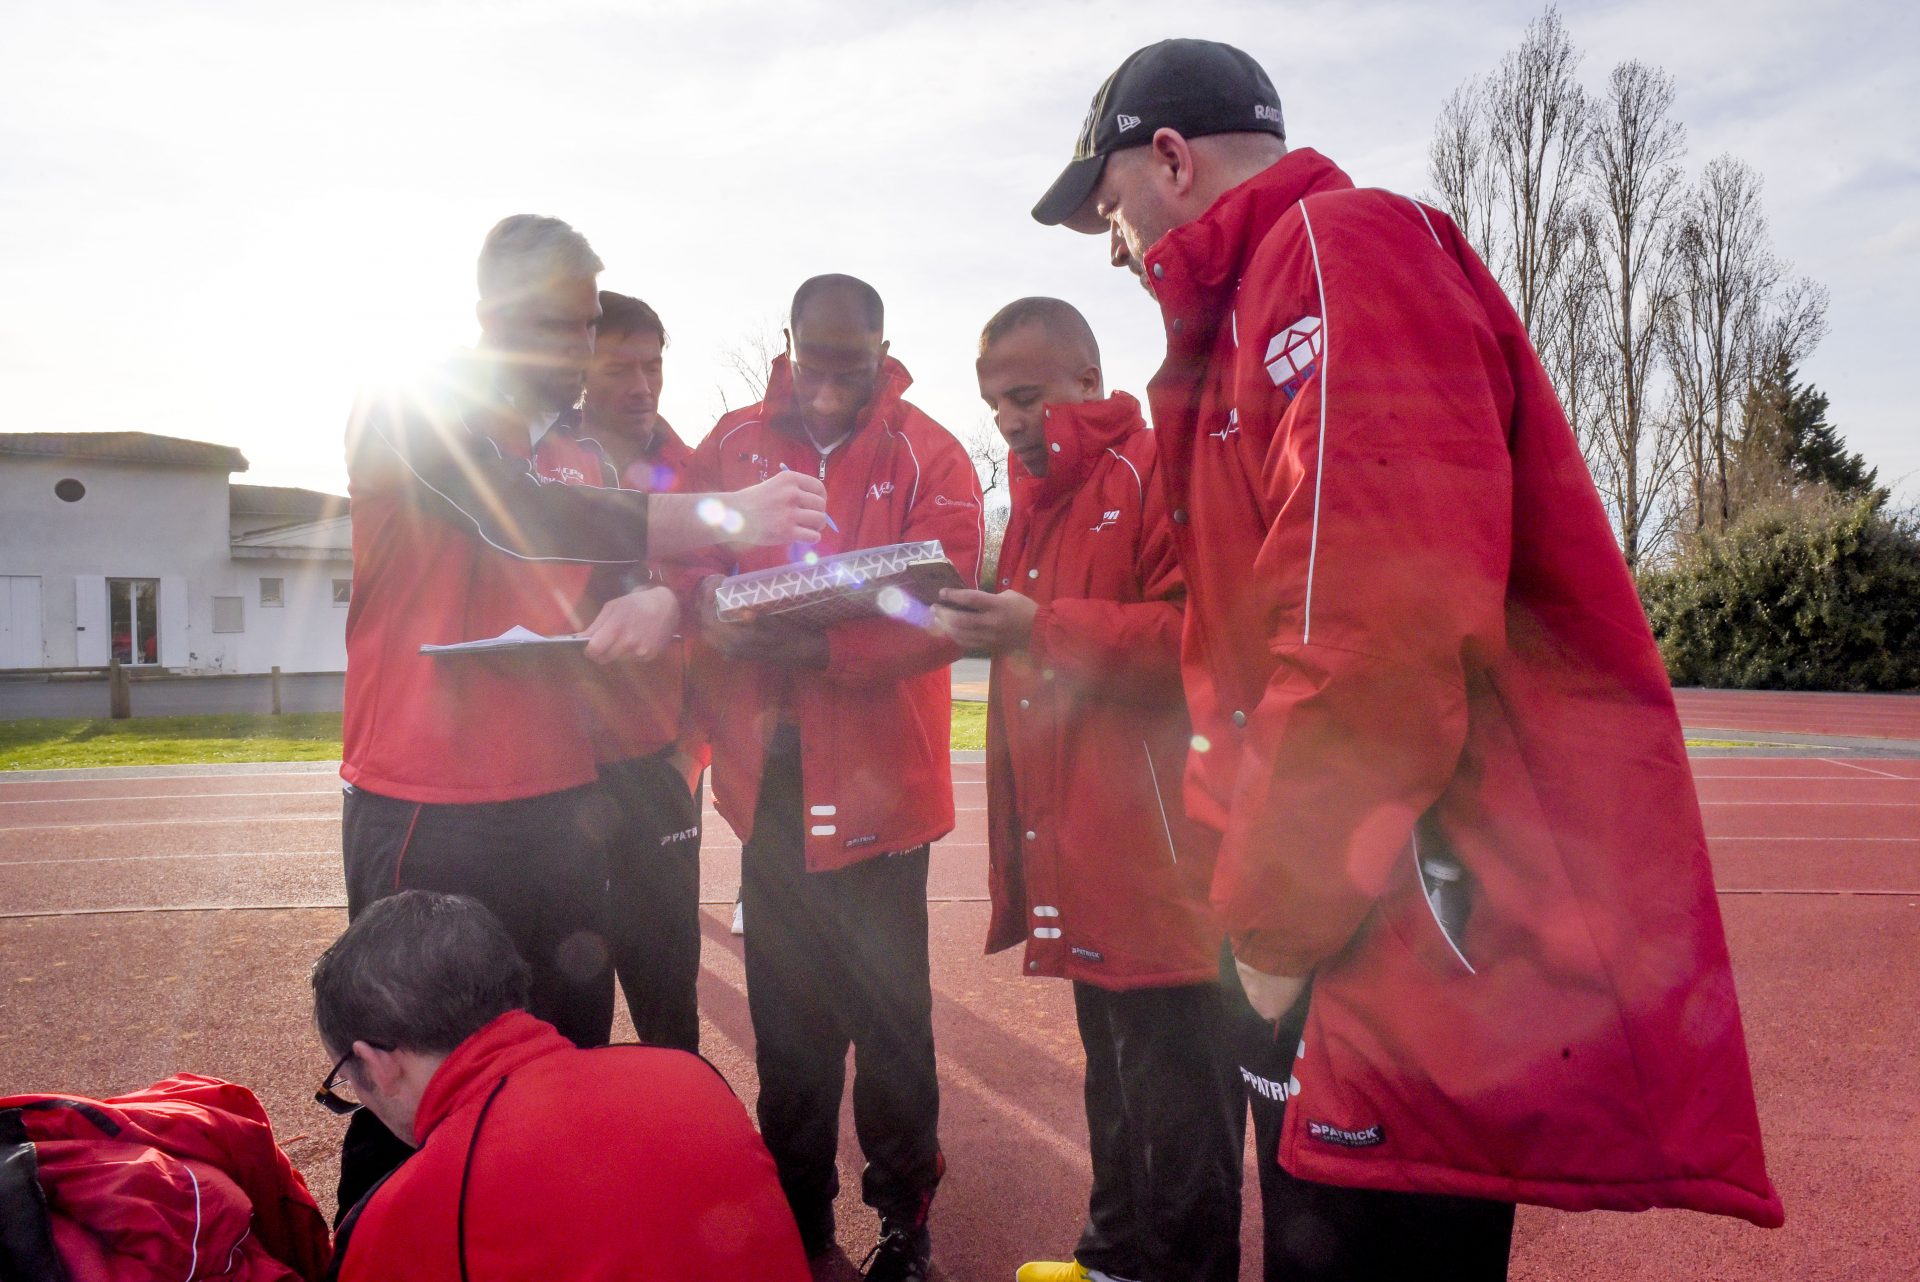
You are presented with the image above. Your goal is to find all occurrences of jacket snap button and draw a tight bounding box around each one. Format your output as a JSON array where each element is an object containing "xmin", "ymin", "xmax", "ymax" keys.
[
  {"xmin": 1050, "ymin": 441, "xmax": 1061, "ymax": 453},
  {"xmin": 1000, "ymin": 577, "xmax": 1010, "ymax": 586},
  {"xmin": 1152, "ymin": 262, "xmax": 1165, "ymax": 279},
  {"xmin": 1232, "ymin": 710, "xmax": 1248, "ymax": 728},
  {"xmin": 1171, "ymin": 318, "xmax": 1184, "ymax": 334},
  {"xmin": 1025, "ymin": 830, "xmax": 1037, "ymax": 841},
  {"xmin": 1027, "ymin": 568, "xmax": 1039, "ymax": 579},
  {"xmin": 1019, "ymin": 699, "xmax": 1030, "ymax": 710},
  {"xmin": 1172, "ymin": 509, "xmax": 1187, "ymax": 524}
]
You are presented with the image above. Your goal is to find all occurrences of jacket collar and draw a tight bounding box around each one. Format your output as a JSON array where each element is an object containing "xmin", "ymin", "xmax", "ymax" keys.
[
  {"xmin": 1143, "ymin": 148, "xmax": 1354, "ymax": 324},
  {"xmin": 761, "ymin": 353, "xmax": 915, "ymax": 447},
  {"xmin": 411, "ymin": 1011, "xmax": 570, "ymax": 1145},
  {"xmin": 1012, "ymin": 391, "xmax": 1146, "ymax": 509}
]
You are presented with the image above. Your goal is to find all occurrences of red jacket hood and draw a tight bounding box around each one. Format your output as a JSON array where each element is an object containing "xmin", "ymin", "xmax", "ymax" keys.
[
  {"xmin": 1012, "ymin": 391, "xmax": 1146, "ymax": 510},
  {"xmin": 414, "ymin": 1011, "xmax": 572, "ymax": 1144}
]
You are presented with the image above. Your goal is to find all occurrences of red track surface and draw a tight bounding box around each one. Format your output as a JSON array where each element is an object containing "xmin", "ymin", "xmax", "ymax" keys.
[
  {"xmin": 1672, "ymin": 687, "xmax": 1920, "ymax": 741},
  {"xmin": 2, "ymin": 746, "xmax": 1916, "ymax": 1279}
]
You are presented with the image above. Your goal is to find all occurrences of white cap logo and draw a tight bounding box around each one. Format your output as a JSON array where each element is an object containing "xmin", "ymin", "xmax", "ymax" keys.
[{"xmin": 1116, "ymin": 113, "xmax": 1142, "ymax": 132}]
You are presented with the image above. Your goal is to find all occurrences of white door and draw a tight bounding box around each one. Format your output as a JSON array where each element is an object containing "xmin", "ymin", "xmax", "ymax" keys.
[
  {"xmin": 74, "ymin": 574, "xmax": 108, "ymax": 667},
  {"xmin": 0, "ymin": 576, "xmax": 43, "ymax": 668}
]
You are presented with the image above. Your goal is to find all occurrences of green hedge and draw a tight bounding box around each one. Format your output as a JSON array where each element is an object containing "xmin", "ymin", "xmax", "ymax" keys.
[{"xmin": 1640, "ymin": 495, "xmax": 1920, "ymax": 692}]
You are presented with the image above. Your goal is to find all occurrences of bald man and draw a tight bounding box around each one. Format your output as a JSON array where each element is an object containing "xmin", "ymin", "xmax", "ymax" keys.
[
  {"xmin": 680, "ymin": 276, "xmax": 984, "ymax": 1281},
  {"xmin": 939, "ymin": 298, "xmax": 1238, "ymax": 1282}
]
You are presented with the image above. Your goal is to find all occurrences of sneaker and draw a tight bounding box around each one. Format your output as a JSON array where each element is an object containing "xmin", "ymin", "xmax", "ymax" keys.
[
  {"xmin": 1016, "ymin": 1265, "xmax": 1133, "ymax": 1282},
  {"xmin": 731, "ymin": 898, "xmax": 745, "ymax": 936},
  {"xmin": 860, "ymin": 1218, "xmax": 931, "ymax": 1282}
]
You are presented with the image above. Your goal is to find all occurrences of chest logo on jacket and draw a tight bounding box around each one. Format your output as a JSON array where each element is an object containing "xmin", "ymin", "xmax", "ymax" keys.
[
  {"xmin": 1264, "ymin": 315, "xmax": 1324, "ymax": 402},
  {"xmin": 1089, "ymin": 508, "xmax": 1123, "ymax": 533},
  {"xmin": 868, "ymin": 480, "xmax": 895, "ymax": 501},
  {"xmin": 1211, "ymin": 408, "xmax": 1241, "ymax": 442}
]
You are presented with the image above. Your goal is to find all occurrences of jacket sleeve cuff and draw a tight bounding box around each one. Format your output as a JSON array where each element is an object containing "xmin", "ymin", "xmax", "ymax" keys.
[
  {"xmin": 1026, "ymin": 603, "xmax": 1058, "ymax": 668},
  {"xmin": 1230, "ymin": 930, "xmax": 1321, "ymax": 981}
]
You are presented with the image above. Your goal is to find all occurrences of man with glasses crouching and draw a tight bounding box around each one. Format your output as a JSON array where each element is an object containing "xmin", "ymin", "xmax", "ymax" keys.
[{"xmin": 314, "ymin": 891, "xmax": 806, "ymax": 1281}]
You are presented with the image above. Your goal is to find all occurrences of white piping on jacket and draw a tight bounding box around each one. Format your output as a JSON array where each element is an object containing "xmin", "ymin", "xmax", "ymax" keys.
[
  {"xmin": 1143, "ymin": 740, "xmax": 1178, "ymax": 865},
  {"xmin": 1298, "ymin": 200, "xmax": 1332, "ymax": 646}
]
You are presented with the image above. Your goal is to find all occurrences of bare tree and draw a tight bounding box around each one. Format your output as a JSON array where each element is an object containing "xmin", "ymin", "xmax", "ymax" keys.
[
  {"xmin": 712, "ymin": 319, "xmax": 785, "ymax": 416},
  {"xmin": 1663, "ymin": 155, "xmax": 1782, "ymax": 528},
  {"xmin": 1536, "ymin": 203, "xmax": 1609, "ymax": 456},
  {"xmin": 1485, "ymin": 5, "xmax": 1590, "ymax": 331},
  {"xmin": 1585, "ymin": 59, "xmax": 1688, "ymax": 566},
  {"xmin": 1428, "ymin": 80, "xmax": 1498, "ymax": 264}
]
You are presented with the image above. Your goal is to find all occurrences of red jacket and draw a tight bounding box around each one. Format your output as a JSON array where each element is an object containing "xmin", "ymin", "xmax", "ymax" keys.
[
  {"xmin": 680, "ymin": 356, "xmax": 984, "ymax": 870},
  {"xmin": 983, "ymin": 393, "xmax": 1219, "ymax": 988},
  {"xmin": 1142, "ymin": 149, "xmax": 1781, "ymax": 1225},
  {"xmin": 338, "ymin": 1012, "xmax": 806, "ymax": 1282},
  {"xmin": 343, "ymin": 370, "xmax": 653, "ymax": 804},
  {"xmin": 536, "ymin": 417, "xmax": 702, "ymax": 767},
  {"xmin": 1, "ymin": 1075, "xmax": 331, "ymax": 1281}
]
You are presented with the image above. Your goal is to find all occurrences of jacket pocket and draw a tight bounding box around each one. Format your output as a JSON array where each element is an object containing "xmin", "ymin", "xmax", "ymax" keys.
[{"xmin": 1383, "ymin": 818, "xmax": 1477, "ymax": 977}]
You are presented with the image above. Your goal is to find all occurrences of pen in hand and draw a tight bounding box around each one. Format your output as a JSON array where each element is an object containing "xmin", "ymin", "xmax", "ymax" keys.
[{"xmin": 779, "ymin": 462, "xmax": 840, "ymax": 532}]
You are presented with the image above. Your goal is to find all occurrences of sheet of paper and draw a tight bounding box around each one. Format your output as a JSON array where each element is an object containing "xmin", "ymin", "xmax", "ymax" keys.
[{"xmin": 419, "ymin": 625, "xmax": 589, "ymax": 656}]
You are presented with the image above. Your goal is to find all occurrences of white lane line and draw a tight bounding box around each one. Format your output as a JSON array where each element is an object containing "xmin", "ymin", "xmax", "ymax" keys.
[
  {"xmin": 1824, "ymin": 758, "xmax": 1906, "ymax": 780},
  {"xmin": 0, "ymin": 850, "xmax": 335, "ymax": 868},
  {"xmin": 1699, "ymin": 801, "xmax": 1920, "ymax": 807},
  {"xmin": 1692, "ymin": 774, "xmax": 1918, "ymax": 782},
  {"xmin": 1711, "ymin": 836, "xmax": 1920, "ymax": 843},
  {"xmin": 0, "ymin": 815, "xmax": 339, "ymax": 833},
  {"xmin": 0, "ymin": 790, "xmax": 339, "ymax": 806}
]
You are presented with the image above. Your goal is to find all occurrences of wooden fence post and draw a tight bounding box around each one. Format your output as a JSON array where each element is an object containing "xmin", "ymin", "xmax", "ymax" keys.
[
  {"xmin": 271, "ymin": 665, "xmax": 284, "ymax": 716},
  {"xmin": 109, "ymin": 659, "xmax": 131, "ymax": 720}
]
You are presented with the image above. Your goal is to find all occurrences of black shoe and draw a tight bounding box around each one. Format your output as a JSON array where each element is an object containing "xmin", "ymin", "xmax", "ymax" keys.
[
  {"xmin": 860, "ymin": 1218, "xmax": 931, "ymax": 1282},
  {"xmin": 794, "ymin": 1202, "xmax": 836, "ymax": 1259}
]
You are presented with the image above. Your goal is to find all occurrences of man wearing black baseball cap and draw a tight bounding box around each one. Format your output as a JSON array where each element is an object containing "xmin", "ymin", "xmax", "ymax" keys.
[{"xmin": 1031, "ymin": 33, "xmax": 1781, "ymax": 1282}]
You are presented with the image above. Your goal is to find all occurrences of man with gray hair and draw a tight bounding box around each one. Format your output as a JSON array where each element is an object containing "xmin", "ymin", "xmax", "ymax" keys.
[
  {"xmin": 314, "ymin": 891, "xmax": 808, "ymax": 1280},
  {"xmin": 336, "ymin": 214, "xmax": 828, "ymax": 1217}
]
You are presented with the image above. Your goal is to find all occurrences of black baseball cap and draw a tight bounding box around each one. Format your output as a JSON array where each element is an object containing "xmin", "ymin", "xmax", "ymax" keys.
[{"xmin": 1032, "ymin": 38, "xmax": 1286, "ymax": 232}]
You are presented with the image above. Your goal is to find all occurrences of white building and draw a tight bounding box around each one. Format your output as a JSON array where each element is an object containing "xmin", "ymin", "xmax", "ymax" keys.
[{"xmin": 0, "ymin": 433, "xmax": 352, "ymax": 674}]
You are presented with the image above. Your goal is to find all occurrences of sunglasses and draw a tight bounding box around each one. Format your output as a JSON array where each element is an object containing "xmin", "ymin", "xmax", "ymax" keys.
[{"xmin": 314, "ymin": 1043, "xmax": 394, "ymax": 1115}]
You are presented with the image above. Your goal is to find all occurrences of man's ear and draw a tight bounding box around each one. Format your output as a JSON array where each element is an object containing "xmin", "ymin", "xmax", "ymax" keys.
[
  {"xmin": 1079, "ymin": 363, "xmax": 1105, "ymax": 401},
  {"xmin": 782, "ymin": 327, "xmax": 794, "ymax": 358},
  {"xmin": 353, "ymin": 1041, "xmax": 407, "ymax": 1095},
  {"xmin": 877, "ymin": 338, "xmax": 891, "ymax": 363},
  {"xmin": 1150, "ymin": 127, "xmax": 1195, "ymax": 199}
]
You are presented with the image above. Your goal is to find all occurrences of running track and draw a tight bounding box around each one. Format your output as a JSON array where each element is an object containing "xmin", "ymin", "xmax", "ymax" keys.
[{"xmin": 2, "ymin": 694, "xmax": 1916, "ymax": 1279}]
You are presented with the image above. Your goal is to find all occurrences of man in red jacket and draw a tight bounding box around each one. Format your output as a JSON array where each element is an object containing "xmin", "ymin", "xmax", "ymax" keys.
[
  {"xmin": 681, "ymin": 274, "xmax": 984, "ymax": 1281},
  {"xmin": 1033, "ymin": 37, "xmax": 1781, "ymax": 1280},
  {"xmin": 577, "ymin": 290, "xmax": 707, "ymax": 1053},
  {"xmin": 313, "ymin": 891, "xmax": 808, "ymax": 1281},
  {"xmin": 934, "ymin": 297, "xmax": 1239, "ymax": 1282},
  {"xmin": 340, "ymin": 215, "xmax": 825, "ymax": 1216}
]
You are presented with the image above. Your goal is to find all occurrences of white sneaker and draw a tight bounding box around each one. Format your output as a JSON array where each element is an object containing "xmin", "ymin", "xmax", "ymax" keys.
[{"xmin": 731, "ymin": 899, "xmax": 745, "ymax": 936}]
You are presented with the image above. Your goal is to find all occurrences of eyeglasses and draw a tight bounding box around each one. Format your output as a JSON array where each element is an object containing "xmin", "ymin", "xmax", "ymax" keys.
[{"xmin": 314, "ymin": 1044, "xmax": 393, "ymax": 1116}]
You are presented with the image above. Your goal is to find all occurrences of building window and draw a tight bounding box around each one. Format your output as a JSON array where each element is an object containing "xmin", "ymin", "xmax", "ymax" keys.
[
  {"xmin": 55, "ymin": 478, "xmax": 86, "ymax": 502},
  {"xmin": 212, "ymin": 596, "xmax": 244, "ymax": 633},
  {"xmin": 260, "ymin": 578, "xmax": 283, "ymax": 608},
  {"xmin": 332, "ymin": 578, "xmax": 352, "ymax": 606}
]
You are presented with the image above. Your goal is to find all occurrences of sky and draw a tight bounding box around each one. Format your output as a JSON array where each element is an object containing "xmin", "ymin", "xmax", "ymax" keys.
[{"xmin": 2, "ymin": 0, "xmax": 1915, "ymax": 502}]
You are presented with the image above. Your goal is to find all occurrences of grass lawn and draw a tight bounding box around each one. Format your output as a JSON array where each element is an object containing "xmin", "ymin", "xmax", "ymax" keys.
[
  {"xmin": 950, "ymin": 700, "xmax": 986, "ymax": 752},
  {"xmin": 1, "ymin": 704, "xmax": 993, "ymax": 772},
  {"xmin": 0, "ymin": 714, "xmax": 346, "ymax": 772}
]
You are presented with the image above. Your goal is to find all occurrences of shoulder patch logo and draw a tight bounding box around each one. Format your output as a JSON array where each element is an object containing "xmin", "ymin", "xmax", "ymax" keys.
[
  {"xmin": 1264, "ymin": 316, "xmax": 1324, "ymax": 401},
  {"xmin": 1116, "ymin": 113, "xmax": 1143, "ymax": 132}
]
